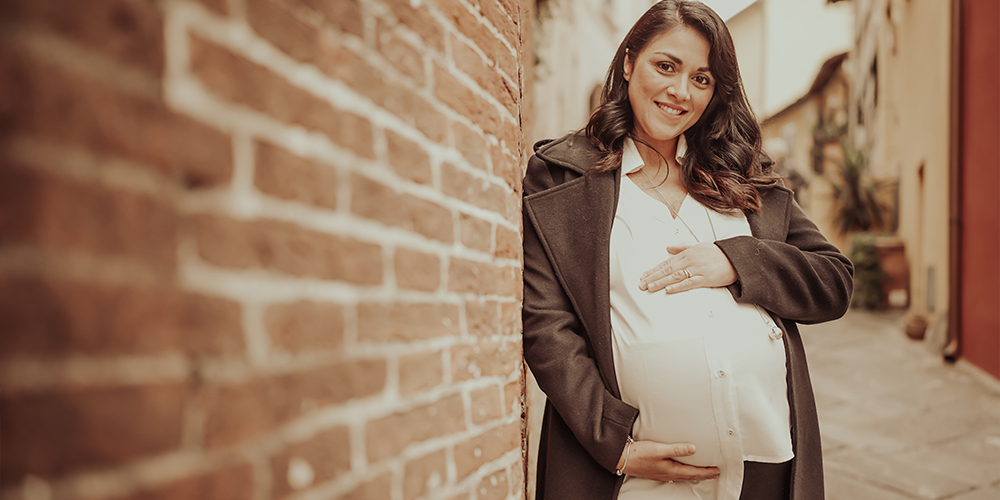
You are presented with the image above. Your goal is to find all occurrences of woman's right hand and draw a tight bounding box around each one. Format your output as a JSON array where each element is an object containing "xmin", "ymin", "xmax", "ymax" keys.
[{"xmin": 617, "ymin": 440, "xmax": 721, "ymax": 482}]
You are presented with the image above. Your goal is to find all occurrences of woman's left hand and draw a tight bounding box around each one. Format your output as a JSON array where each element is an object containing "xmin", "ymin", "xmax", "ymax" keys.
[{"xmin": 638, "ymin": 242, "xmax": 737, "ymax": 293}]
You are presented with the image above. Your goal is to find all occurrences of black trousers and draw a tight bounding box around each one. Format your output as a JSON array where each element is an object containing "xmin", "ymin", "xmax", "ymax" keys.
[{"xmin": 738, "ymin": 460, "xmax": 792, "ymax": 500}]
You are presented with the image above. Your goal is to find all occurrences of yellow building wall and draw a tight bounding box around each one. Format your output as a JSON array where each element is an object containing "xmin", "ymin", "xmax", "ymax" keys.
[{"xmin": 877, "ymin": 0, "xmax": 953, "ymax": 318}]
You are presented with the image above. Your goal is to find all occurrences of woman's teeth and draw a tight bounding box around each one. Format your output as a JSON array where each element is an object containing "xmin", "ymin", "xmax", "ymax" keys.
[{"xmin": 657, "ymin": 102, "xmax": 683, "ymax": 115}]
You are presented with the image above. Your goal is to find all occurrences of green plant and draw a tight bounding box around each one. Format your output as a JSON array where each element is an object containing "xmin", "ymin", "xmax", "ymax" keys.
[
  {"xmin": 849, "ymin": 232, "xmax": 883, "ymax": 309},
  {"xmin": 829, "ymin": 141, "xmax": 887, "ymax": 235}
]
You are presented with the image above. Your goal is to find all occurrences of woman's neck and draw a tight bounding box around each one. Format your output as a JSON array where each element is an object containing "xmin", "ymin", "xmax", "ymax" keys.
[{"xmin": 632, "ymin": 137, "xmax": 684, "ymax": 190}]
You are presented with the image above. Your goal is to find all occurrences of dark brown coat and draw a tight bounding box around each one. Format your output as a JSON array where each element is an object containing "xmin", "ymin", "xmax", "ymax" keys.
[{"xmin": 522, "ymin": 134, "xmax": 854, "ymax": 500}]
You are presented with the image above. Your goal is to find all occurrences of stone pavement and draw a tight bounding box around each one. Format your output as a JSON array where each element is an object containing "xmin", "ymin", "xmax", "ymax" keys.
[{"xmin": 800, "ymin": 310, "xmax": 1000, "ymax": 500}]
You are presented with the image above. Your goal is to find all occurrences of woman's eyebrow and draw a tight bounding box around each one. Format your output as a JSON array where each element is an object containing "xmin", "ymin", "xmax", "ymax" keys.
[{"xmin": 653, "ymin": 51, "xmax": 711, "ymax": 73}]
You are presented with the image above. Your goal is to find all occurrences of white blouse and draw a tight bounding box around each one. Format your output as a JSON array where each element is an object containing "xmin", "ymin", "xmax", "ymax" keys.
[{"xmin": 611, "ymin": 138, "xmax": 793, "ymax": 500}]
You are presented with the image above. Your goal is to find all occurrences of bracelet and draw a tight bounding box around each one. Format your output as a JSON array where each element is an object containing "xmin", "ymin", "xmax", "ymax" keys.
[{"xmin": 615, "ymin": 436, "xmax": 634, "ymax": 476}]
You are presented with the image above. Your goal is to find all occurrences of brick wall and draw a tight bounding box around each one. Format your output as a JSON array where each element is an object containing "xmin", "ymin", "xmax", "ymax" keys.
[{"xmin": 0, "ymin": 1, "xmax": 525, "ymax": 499}]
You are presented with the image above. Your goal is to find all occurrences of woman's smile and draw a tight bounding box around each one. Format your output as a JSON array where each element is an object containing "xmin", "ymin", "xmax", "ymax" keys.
[{"xmin": 656, "ymin": 101, "xmax": 687, "ymax": 116}]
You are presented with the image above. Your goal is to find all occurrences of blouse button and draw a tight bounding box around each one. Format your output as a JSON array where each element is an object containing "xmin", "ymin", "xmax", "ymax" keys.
[
  {"xmin": 717, "ymin": 370, "xmax": 726, "ymax": 378},
  {"xmin": 708, "ymin": 310, "xmax": 714, "ymax": 318},
  {"xmin": 727, "ymin": 429, "xmax": 735, "ymax": 436}
]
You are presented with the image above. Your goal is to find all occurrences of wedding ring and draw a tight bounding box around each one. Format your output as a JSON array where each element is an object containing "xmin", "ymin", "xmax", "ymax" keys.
[{"xmin": 682, "ymin": 268, "xmax": 692, "ymax": 280}]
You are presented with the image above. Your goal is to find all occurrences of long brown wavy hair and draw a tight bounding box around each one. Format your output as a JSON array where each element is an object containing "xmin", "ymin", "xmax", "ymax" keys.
[{"xmin": 585, "ymin": 0, "xmax": 782, "ymax": 213}]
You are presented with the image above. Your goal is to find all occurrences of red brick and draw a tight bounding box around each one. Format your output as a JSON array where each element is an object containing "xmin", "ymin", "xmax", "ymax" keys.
[
  {"xmin": 0, "ymin": 54, "xmax": 232, "ymax": 186},
  {"xmin": 351, "ymin": 174, "xmax": 454, "ymax": 243},
  {"xmin": 465, "ymin": 299, "xmax": 499, "ymax": 337},
  {"xmin": 254, "ymin": 140, "xmax": 339, "ymax": 210},
  {"xmin": 386, "ymin": 129, "xmax": 432, "ymax": 185},
  {"xmin": 404, "ymin": 449, "xmax": 447, "ymax": 500},
  {"xmin": 398, "ymin": 350, "xmax": 444, "ymax": 395},
  {"xmin": 271, "ymin": 427, "xmax": 351, "ymax": 499},
  {"xmin": 448, "ymin": 257, "xmax": 518, "ymax": 296},
  {"xmin": 452, "ymin": 120, "xmax": 489, "ymax": 171},
  {"xmin": 357, "ymin": 302, "xmax": 459, "ymax": 342},
  {"xmin": 321, "ymin": 46, "xmax": 447, "ymax": 143},
  {"xmin": 500, "ymin": 301, "xmax": 521, "ymax": 337},
  {"xmin": 189, "ymin": 36, "xmax": 373, "ymax": 159},
  {"xmin": 475, "ymin": 469, "xmax": 509, "ymax": 500},
  {"xmin": 431, "ymin": 0, "xmax": 516, "ymax": 79},
  {"xmin": 382, "ymin": 0, "xmax": 446, "ymax": 52},
  {"xmin": 377, "ymin": 21, "xmax": 426, "ymax": 85},
  {"xmin": 246, "ymin": 0, "xmax": 321, "ymax": 64},
  {"xmin": 265, "ymin": 300, "xmax": 344, "ymax": 352},
  {"xmin": 469, "ymin": 385, "xmax": 503, "ymax": 424},
  {"xmin": 434, "ymin": 65, "xmax": 503, "ymax": 138},
  {"xmin": 459, "ymin": 213, "xmax": 493, "ymax": 252},
  {"xmin": 451, "ymin": 340, "xmax": 518, "ymax": 381},
  {"xmin": 503, "ymin": 380, "xmax": 521, "ymax": 417},
  {"xmin": 340, "ymin": 473, "xmax": 392, "ymax": 500},
  {"xmin": 453, "ymin": 421, "xmax": 519, "ymax": 480},
  {"xmin": 189, "ymin": 214, "xmax": 383, "ymax": 284},
  {"xmin": 509, "ymin": 463, "xmax": 526, "ymax": 500},
  {"xmin": 495, "ymin": 0, "xmax": 519, "ymax": 24},
  {"xmin": 0, "ymin": 383, "xmax": 187, "ymax": 481},
  {"xmin": 366, "ymin": 394, "xmax": 465, "ymax": 462},
  {"xmin": 202, "ymin": 359, "xmax": 386, "ymax": 447},
  {"xmin": 441, "ymin": 162, "xmax": 507, "ymax": 214},
  {"xmin": 450, "ymin": 35, "xmax": 517, "ymax": 118},
  {"xmin": 0, "ymin": 0, "xmax": 166, "ymax": 76},
  {"xmin": 294, "ymin": 0, "xmax": 363, "ymax": 38},
  {"xmin": 394, "ymin": 248, "xmax": 440, "ymax": 292},
  {"xmin": 496, "ymin": 122, "xmax": 522, "ymax": 169},
  {"xmin": 491, "ymin": 143, "xmax": 522, "ymax": 191},
  {"xmin": 0, "ymin": 167, "xmax": 178, "ymax": 267},
  {"xmin": 0, "ymin": 276, "xmax": 243, "ymax": 358},
  {"xmin": 478, "ymin": 0, "xmax": 519, "ymax": 50},
  {"xmin": 495, "ymin": 224, "xmax": 520, "ymax": 259},
  {"xmin": 111, "ymin": 463, "xmax": 254, "ymax": 500}
]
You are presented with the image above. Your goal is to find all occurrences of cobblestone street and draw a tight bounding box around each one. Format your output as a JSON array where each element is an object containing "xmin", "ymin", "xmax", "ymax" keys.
[{"xmin": 801, "ymin": 310, "xmax": 1000, "ymax": 500}]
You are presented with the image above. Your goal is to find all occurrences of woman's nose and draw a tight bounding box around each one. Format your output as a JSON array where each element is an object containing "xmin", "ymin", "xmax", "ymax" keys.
[{"xmin": 668, "ymin": 79, "xmax": 690, "ymax": 101}]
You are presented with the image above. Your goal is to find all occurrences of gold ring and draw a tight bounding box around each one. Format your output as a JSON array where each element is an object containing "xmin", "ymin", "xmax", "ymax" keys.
[{"xmin": 682, "ymin": 268, "xmax": 692, "ymax": 279}]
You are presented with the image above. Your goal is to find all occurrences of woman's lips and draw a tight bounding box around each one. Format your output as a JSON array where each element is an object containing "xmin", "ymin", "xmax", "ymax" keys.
[{"xmin": 656, "ymin": 101, "xmax": 686, "ymax": 115}]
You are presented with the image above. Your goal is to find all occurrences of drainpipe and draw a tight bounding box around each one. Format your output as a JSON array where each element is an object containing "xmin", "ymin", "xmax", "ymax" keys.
[{"xmin": 945, "ymin": 0, "xmax": 962, "ymax": 362}]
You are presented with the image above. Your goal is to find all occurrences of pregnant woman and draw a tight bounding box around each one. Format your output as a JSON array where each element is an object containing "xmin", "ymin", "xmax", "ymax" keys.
[{"xmin": 521, "ymin": 1, "xmax": 854, "ymax": 499}]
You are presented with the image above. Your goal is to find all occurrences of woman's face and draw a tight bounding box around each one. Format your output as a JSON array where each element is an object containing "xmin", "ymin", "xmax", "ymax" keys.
[{"xmin": 624, "ymin": 25, "xmax": 715, "ymax": 153}]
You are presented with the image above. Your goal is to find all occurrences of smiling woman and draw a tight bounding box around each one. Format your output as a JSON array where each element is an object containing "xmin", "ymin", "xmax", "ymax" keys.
[{"xmin": 521, "ymin": 1, "xmax": 855, "ymax": 500}]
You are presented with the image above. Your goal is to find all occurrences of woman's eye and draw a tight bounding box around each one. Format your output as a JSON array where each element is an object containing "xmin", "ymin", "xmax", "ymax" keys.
[
  {"xmin": 694, "ymin": 75, "xmax": 711, "ymax": 86},
  {"xmin": 658, "ymin": 62, "xmax": 674, "ymax": 72}
]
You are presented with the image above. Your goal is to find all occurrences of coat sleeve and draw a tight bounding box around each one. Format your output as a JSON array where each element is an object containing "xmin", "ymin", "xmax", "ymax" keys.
[
  {"xmin": 522, "ymin": 155, "xmax": 637, "ymax": 473},
  {"xmin": 714, "ymin": 194, "xmax": 854, "ymax": 324}
]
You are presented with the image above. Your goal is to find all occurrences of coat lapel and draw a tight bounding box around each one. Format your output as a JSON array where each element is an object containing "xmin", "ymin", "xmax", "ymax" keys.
[{"xmin": 523, "ymin": 168, "xmax": 623, "ymax": 397}]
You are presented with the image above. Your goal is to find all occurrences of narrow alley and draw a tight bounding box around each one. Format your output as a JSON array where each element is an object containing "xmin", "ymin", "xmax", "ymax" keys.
[{"xmin": 802, "ymin": 311, "xmax": 1000, "ymax": 500}]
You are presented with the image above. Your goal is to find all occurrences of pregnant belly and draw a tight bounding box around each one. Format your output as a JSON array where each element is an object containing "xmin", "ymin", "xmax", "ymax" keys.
[{"xmin": 615, "ymin": 336, "xmax": 723, "ymax": 468}]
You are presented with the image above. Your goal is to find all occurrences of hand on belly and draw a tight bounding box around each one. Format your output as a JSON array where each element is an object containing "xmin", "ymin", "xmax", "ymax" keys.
[{"xmin": 620, "ymin": 440, "xmax": 720, "ymax": 482}]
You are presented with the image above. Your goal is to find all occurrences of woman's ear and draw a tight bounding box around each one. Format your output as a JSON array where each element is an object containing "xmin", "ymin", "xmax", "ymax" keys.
[{"xmin": 623, "ymin": 53, "xmax": 633, "ymax": 82}]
